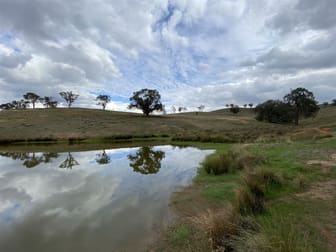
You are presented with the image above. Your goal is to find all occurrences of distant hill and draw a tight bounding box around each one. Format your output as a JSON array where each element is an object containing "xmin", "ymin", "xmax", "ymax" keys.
[{"xmin": 0, "ymin": 106, "xmax": 335, "ymax": 143}]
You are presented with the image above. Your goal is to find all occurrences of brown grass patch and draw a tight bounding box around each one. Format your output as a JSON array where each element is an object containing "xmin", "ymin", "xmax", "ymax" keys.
[
  {"xmin": 289, "ymin": 127, "xmax": 334, "ymax": 141},
  {"xmin": 191, "ymin": 205, "xmax": 240, "ymax": 251},
  {"xmin": 296, "ymin": 180, "xmax": 336, "ymax": 200}
]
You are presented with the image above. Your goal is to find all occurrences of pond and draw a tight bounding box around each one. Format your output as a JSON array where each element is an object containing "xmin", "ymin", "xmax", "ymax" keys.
[{"xmin": 0, "ymin": 144, "xmax": 213, "ymax": 252}]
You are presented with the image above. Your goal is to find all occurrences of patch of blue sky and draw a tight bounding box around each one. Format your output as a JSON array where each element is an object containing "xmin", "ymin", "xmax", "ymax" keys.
[
  {"xmin": 152, "ymin": 2, "xmax": 176, "ymax": 32},
  {"xmin": 0, "ymin": 203, "xmax": 20, "ymax": 224},
  {"xmin": 0, "ymin": 32, "xmax": 21, "ymax": 53},
  {"xmin": 175, "ymin": 19, "xmax": 227, "ymax": 38}
]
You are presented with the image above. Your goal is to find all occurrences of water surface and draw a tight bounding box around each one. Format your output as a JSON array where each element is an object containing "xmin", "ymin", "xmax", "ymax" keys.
[{"xmin": 0, "ymin": 145, "xmax": 212, "ymax": 252}]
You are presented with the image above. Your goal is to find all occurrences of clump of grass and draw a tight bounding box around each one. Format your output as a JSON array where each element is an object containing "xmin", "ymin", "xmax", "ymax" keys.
[
  {"xmin": 292, "ymin": 174, "xmax": 307, "ymax": 191},
  {"xmin": 235, "ymin": 168, "xmax": 282, "ymax": 215},
  {"xmin": 203, "ymin": 153, "xmax": 233, "ymax": 175},
  {"xmin": 228, "ymin": 146, "xmax": 266, "ymax": 171},
  {"xmin": 233, "ymin": 217, "xmax": 316, "ymax": 252},
  {"xmin": 203, "ymin": 146, "xmax": 266, "ymax": 175},
  {"xmin": 192, "ymin": 206, "xmax": 240, "ymax": 251}
]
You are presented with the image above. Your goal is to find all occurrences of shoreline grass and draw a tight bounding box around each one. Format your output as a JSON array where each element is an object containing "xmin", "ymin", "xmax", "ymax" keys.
[{"xmin": 156, "ymin": 137, "xmax": 336, "ymax": 251}]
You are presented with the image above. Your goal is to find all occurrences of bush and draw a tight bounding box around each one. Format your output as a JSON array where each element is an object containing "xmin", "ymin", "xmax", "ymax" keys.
[{"xmin": 255, "ymin": 100, "xmax": 295, "ymax": 124}]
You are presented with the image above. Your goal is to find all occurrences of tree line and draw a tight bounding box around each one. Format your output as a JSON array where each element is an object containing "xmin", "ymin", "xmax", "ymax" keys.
[
  {"xmin": 0, "ymin": 91, "xmax": 112, "ymax": 110},
  {"xmin": 1, "ymin": 86, "xmax": 334, "ymax": 125}
]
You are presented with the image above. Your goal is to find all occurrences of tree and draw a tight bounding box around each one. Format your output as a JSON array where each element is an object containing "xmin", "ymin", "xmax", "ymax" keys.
[
  {"xmin": 128, "ymin": 89, "xmax": 163, "ymax": 116},
  {"xmin": 0, "ymin": 103, "xmax": 14, "ymax": 110},
  {"xmin": 96, "ymin": 95, "xmax": 111, "ymax": 110},
  {"xmin": 59, "ymin": 91, "xmax": 79, "ymax": 108},
  {"xmin": 197, "ymin": 105, "xmax": 205, "ymax": 112},
  {"xmin": 40, "ymin": 96, "xmax": 58, "ymax": 108},
  {"xmin": 230, "ymin": 105, "xmax": 240, "ymax": 114},
  {"xmin": 248, "ymin": 103, "xmax": 253, "ymax": 108},
  {"xmin": 283, "ymin": 87, "xmax": 319, "ymax": 125},
  {"xmin": 332, "ymin": 99, "xmax": 336, "ymax": 106},
  {"xmin": 255, "ymin": 100, "xmax": 295, "ymax": 124},
  {"xmin": 11, "ymin": 100, "xmax": 29, "ymax": 109},
  {"xmin": 244, "ymin": 104, "xmax": 247, "ymax": 108},
  {"xmin": 178, "ymin": 106, "xmax": 187, "ymax": 113},
  {"xmin": 23, "ymin": 92, "xmax": 40, "ymax": 109}
]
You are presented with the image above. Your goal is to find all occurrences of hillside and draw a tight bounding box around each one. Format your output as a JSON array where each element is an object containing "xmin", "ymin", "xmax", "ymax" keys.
[{"xmin": 0, "ymin": 106, "xmax": 335, "ymax": 143}]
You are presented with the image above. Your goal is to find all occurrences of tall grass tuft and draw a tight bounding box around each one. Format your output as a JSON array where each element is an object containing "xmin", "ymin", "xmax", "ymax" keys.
[
  {"xmin": 203, "ymin": 153, "xmax": 233, "ymax": 175},
  {"xmin": 203, "ymin": 146, "xmax": 266, "ymax": 175},
  {"xmin": 235, "ymin": 168, "xmax": 282, "ymax": 215},
  {"xmin": 233, "ymin": 217, "xmax": 316, "ymax": 252},
  {"xmin": 192, "ymin": 206, "xmax": 240, "ymax": 251}
]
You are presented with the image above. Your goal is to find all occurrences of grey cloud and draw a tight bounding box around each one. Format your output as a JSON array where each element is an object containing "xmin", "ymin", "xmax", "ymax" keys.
[
  {"xmin": 268, "ymin": 0, "xmax": 336, "ymax": 33},
  {"xmin": 0, "ymin": 53, "xmax": 32, "ymax": 68},
  {"xmin": 254, "ymin": 46, "xmax": 336, "ymax": 71}
]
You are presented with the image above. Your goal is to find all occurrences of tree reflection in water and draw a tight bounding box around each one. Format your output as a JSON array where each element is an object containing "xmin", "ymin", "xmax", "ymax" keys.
[
  {"xmin": 59, "ymin": 152, "xmax": 79, "ymax": 169},
  {"xmin": 95, "ymin": 150, "xmax": 110, "ymax": 165},
  {"xmin": 127, "ymin": 147, "xmax": 165, "ymax": 174},
  {"xmin": 0, "ymin": 152, "xmax": 59, "ymax": 168}
]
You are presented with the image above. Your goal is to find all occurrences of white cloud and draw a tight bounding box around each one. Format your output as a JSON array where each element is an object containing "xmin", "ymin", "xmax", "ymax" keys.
[{"xmin": 0, "ymin": 0, "xmax": 335, "ymax": 110}]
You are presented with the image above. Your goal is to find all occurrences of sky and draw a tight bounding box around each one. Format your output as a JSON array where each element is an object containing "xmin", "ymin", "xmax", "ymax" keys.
[{"xmin": 0, "ymin": 0, "xmax": 335, "ymax": 112}]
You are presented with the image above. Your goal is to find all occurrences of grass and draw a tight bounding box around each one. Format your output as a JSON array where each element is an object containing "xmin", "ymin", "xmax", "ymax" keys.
[
  {"xmin": 0, "ymin": 107, "xmax": 297, "ymax": 143},
  {"xmin": 162, "ymin": 136, "xmax": 336, "ymax": 251}
]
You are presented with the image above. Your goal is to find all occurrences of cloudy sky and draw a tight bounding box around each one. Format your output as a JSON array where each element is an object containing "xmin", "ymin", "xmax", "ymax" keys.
[{"xmin": 0, "ymin": 0, "xmax": 335, "ymax": 112}]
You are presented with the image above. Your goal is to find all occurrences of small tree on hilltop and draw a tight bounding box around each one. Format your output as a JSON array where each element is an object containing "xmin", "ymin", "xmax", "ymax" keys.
[
  {"xmin": 96, "ymin": 95, "xmax": 111, "ymax": 110},
  {"xmin": 178, "ymin": 107, "xmax": 187, "ymax": 113},
  {"xmin": 283, "ymin": 87, "xmax": 319, "ymax": 125},
  {"xmin": 128, "ymin": 89, "xmax": 163, "ymax": 116},
  {"xmin": 248, "ymin": 103, "xmax": 253, "ymax": 108},
  {"xmin": 59, "ymin": 91, "xmax": 79, "ymax": 108},
  {"xmin": 40, "ymin": 96, "xmax": 58, "ymax": 108},
  {"xmin": 23, "ymin": 92, "xmax": 40, "ymax": 109},
  {"xmin": 198, "ymin": 105, "xmax": 205, "ymax": 112}
]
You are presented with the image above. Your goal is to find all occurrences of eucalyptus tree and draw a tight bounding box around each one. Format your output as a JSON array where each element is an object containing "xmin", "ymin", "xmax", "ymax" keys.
[{"xmin": 59, "ymin": 91, "xmax": 79, "ymax": 108}]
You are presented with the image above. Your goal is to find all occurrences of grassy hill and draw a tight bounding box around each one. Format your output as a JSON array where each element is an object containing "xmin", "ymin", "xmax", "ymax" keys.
[{"xmin": 0, "ymin": 106, "xmax": 335, "ymax": 143}]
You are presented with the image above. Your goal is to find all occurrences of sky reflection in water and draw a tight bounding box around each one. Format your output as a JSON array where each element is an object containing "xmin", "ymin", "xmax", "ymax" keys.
[{"xmin": 0, "ymin": 145, "xmax": 212, "ymax": 252}]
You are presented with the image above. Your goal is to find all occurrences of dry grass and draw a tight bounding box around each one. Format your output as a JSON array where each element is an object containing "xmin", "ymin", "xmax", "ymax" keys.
[
  {"xmin": 192, "ymin": 205, "xmax": 240, "ymax": 251},
  {"xmin": 0, "ymin": 107, "xmax": 295, "ymax": 142}
]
